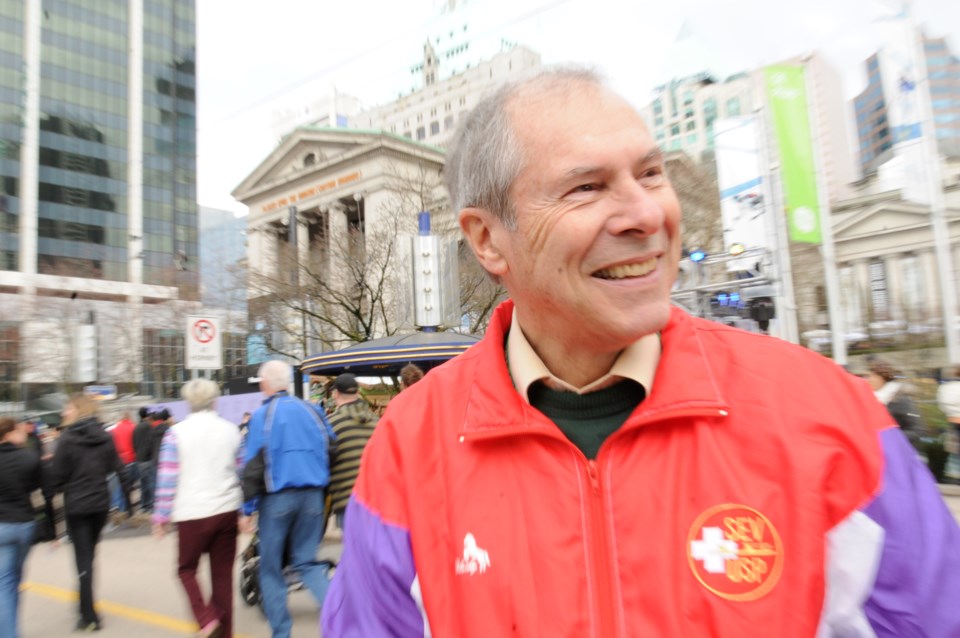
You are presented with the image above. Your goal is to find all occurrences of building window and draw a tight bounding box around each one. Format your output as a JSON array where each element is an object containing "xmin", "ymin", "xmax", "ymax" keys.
[
  {"xmin": 0, "ymin": 323, "xmax": 19, "ymax": 403},
  {"xmin": 670, "ymin": 124, "xmax": 680, "ymax": 136},
  {"xmin": 430, "ymin": 121, "xmax": 440, "ymax": 136},
  {"xmin": 868, "ymin": 259, "xmax": 889, "ymax": 321},
  {"xmin": 303, "ymin": 153, "xmax": 316, "ymax": 167},
  {"xmin": 654, "ymin": 115, "xmax": 663, "ymax": 126},
  {"xmin": 403, "ymin": 131, "xmax": 412, "ymax": 139},
  {"xmin": 416, "ymin": 126, "xmax": 426, "ymax": 140},
  {"xmin": 704, "ymin": 97, "xmax": 718, "ymax": 127},
  {"xmin": 686, "ymin": 121, "xmax": 696, "ymax": 131},
  {"xmin": 444, "ymin": 115, "xmax": 454, "ymax": 130},
  {"xmin": 142, "ymin": 329, "xmax": 186, "ymax": 400},
  {"xmin": 726, "ymin": 97, "xmax": 741, "ymax": 117}
]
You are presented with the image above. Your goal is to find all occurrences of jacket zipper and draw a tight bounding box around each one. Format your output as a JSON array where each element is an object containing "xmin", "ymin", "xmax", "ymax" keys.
[
  {"xmin": 586, "ymin": 457, "xmax": 617, "ymax": 638},
  {"xmin": 460, "ymin": 404, "xmax": 729, "ymax": 636}
]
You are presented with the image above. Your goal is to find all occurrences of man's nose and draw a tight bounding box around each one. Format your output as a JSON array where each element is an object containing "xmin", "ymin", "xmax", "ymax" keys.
[{"xmin": 605, "ymin": 176, "xmax": 666, "ymax": 236}]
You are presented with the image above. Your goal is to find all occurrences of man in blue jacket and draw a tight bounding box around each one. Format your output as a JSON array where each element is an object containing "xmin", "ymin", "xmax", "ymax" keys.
[{"xmin": 242, "ymin": 359, "xmax": 336, "ymax": 638}]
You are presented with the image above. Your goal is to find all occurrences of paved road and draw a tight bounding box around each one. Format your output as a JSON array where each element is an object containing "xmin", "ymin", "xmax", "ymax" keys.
[
  {"xmin": 19, "ymin": 490, "xmax": 960, "ymax": 637},
  {"xmin": 21, "ymin": 518, "xmax": 342, "ymax": 638}
]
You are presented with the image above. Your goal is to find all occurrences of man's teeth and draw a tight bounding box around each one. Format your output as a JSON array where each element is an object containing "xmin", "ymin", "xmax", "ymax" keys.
[{"xmin": 595, "ymin": 259, "xmax": 656, "ymax": 280}]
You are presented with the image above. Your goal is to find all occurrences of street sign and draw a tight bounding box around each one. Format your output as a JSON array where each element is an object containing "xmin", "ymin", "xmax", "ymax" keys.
[{"xmin": 185, "ymin": 315, "xmax": 222, "ymax": 370}]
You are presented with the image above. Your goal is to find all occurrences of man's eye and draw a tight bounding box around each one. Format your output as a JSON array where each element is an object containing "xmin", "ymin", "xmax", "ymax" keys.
[
  {"xmin": 572, "ymin": 183, "xmax": 596, "ymax": 192},
  {"xmin": 639, "ymin": 169, "xmax": 665, "ymax": 186}
]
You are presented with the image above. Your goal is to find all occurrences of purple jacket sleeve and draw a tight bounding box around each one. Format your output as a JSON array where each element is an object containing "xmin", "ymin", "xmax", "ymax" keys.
[
  {"xmin": 862, "ymin": 428, "xmax": 960, "ymax": 635},
  {"xmin": 320, "ymin": 495, "xmax": 429, "ymax": 637}
]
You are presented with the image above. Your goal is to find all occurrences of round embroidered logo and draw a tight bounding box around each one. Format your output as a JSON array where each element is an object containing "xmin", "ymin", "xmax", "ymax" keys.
[{"xmin": 687, "ymin": 503, "xmax": 784, "ymax": 602}]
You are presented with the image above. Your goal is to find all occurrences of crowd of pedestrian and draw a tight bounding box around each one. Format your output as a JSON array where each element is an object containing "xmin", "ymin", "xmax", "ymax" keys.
[{"xmin": 0, "ymin": 358, "xmax": 382, "ymax": 638}]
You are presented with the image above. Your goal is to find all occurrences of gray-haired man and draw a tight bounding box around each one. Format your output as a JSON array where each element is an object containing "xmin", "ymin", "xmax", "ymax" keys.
[{"xmin": 323, "ymin": 68, "xmax": 960, "ymax": 637}]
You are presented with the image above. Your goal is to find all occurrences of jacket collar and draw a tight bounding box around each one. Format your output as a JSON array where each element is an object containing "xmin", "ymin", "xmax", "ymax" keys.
[
  {"xmin": 459, "ymin": 301, "xmax": 728, "ymax": 438},
  {"xmin": 263, "ymin": 390, "xmax": 290, "ymax": 405}
]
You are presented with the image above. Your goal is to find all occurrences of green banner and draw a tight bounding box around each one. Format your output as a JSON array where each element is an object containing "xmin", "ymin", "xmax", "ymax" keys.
[{"xmin": 765, "ymin": 65, "xmax": 822, "ymax": 244}]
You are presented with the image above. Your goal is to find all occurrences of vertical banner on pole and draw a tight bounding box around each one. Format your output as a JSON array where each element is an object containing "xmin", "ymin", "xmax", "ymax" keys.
[{"xmin": 765, "ymin": 65, "xmax": 823, "ymax": 245}]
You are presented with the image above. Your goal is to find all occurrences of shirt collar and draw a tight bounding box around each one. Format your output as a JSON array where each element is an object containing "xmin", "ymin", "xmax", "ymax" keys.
[{"xmin": 506, "ymin": 307, "xmax": 661, "ymax": 403}]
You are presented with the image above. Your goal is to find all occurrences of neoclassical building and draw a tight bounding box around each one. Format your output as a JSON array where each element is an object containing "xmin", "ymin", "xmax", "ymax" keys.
[
  {"xmin": 232, "ymin": 127, "xmax": 450, "ymax": 359},
  {"xmin": 791, "ymin": 162, "xmax": 960, "ymax": 360}
]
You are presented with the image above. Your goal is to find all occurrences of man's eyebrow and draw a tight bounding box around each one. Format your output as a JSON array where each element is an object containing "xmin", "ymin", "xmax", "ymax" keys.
[
  {"xmin": 641, "ymin": 148, "xmax": 664, "ymax": 164},
  {"xmin": 560, "ymin": 149, "xmax": 665, "ymax": 182},
  {"xmin": 562, "ymin": 165, "xmax": 603, "ymax": 180}
]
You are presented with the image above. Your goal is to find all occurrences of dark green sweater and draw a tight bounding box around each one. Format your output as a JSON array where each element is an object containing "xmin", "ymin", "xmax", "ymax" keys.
[{"xmin": 528, "ymin": 379, "xmax": 645, "ymax": 459}]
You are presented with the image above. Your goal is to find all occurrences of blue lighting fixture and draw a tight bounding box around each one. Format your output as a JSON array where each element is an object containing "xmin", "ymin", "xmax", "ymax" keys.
[{"xmin": 689, "ymin": 248, "xmax": 707, "ymax": 263}]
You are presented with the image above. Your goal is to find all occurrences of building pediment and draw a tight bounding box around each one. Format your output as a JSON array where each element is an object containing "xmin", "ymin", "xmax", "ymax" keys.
[
  {"xmin": 231, "ymin": 127, "xmax": 444, "ymax": 203},
  {"xmin": 832, "ymin": 202, "xmax": 956, "ymax": 241}
]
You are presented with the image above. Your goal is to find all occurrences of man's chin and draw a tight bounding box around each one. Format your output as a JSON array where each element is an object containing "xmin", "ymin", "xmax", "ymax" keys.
[{"xmin": 617, "ymin": 301, "xmax": 672, "ymax": 339}]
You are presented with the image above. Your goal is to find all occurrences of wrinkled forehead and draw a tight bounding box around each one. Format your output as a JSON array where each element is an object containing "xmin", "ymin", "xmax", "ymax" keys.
[{"xmin": 508, "ymin": 81, "xmax": 649, "ymax": 154}]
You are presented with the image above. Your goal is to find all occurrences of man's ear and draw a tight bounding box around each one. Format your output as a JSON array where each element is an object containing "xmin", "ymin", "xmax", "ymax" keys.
[{"xmin": 459, "ymin": 207, "xmax": 508, "ymax": 277}]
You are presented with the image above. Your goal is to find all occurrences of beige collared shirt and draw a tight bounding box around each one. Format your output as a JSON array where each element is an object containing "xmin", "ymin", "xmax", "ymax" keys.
[{"xmin": 506, "ymin": 308, "xmax": 661, "ymax": 403}]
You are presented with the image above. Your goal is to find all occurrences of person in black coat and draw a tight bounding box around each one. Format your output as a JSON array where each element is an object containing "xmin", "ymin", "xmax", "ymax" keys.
[
  {"xmin": 50, "ymin": 394, "xmax": 125, "ymax": 632},
  {"xmin": 132, "ymin": 407, "xmax": 155, "ymax": 512},
  {"xmin": 0, "ymin": 416, "xmax": 42, "ymax": 638}
]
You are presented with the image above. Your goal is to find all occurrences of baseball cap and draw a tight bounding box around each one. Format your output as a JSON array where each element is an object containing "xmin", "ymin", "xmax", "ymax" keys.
[{"xmin": 333, "ymin": 373, "xmax": 359, "ymax": 393}]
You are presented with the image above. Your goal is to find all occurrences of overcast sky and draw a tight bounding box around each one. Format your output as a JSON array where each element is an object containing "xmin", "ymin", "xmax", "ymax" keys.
[{"xmin": 195, "ymin": 0, "xmax": 960, "ymax": 216}]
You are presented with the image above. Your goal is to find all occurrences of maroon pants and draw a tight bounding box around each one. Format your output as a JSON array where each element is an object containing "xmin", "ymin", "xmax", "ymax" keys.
[{"xmin": 176, "ymin": 510, "xmax": 238, "ymax": 637}]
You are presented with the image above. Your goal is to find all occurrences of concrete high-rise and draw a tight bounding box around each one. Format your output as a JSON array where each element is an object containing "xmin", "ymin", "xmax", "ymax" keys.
[{"xmin": 0, "ymin": 0, "xmax": 198, "ymax": 403}]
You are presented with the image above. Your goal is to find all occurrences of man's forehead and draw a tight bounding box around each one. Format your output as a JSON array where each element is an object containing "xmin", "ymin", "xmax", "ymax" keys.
[{"xmin": 509, "ymin": 83, "xmax": 647, "ymax": 140}]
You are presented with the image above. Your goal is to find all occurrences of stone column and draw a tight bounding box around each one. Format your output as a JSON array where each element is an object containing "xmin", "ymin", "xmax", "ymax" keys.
[
  {"xmin": 921, "ymin": 249, "xmax": 941, "ymax": 321},
  {"xmin": 882, "ymin": 253, "xmax": 902, "ymax": 323}
]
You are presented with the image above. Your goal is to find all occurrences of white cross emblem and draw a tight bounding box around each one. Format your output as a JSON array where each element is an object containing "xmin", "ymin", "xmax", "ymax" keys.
[{"xmin": 690, "ymin": 526, "xmax": 738, "ymax": 574}]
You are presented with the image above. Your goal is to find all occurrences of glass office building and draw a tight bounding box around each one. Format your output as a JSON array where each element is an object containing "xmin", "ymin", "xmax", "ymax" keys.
[
  {"xmin": 0, "ymin": 0, "xmax": 198, "ymax": 402},
  {"xmin": 854, "ymin": 33, "xmax": 960, "ymax": 176}
]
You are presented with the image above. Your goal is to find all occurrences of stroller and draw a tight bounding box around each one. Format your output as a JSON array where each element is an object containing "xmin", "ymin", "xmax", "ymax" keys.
[
  {"xmin": 238, "ymin": 533, "xmax": 338, "ymax": 610},
  {"xmin": 238, "ymin": 499, "xmax": 338, "ymax": 611}
]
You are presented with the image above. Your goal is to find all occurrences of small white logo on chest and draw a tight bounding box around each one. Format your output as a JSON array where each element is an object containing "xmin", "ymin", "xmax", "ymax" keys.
[{"xmin": 455, "ymin": 533, "xmax": 491, "ymax": 575}]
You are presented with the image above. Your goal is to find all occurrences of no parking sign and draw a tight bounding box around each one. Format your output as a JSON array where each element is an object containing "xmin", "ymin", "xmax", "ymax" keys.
[{"xmin": 185, "ymin": 315, "xmax": 222, "ymax": 370}]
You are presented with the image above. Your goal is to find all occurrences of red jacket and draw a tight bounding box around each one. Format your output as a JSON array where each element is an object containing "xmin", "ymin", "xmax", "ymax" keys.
[
  {"xmin": 322, "ymin": 301, "xmax": 960, "ymax": 637},
  {"xmin": 111, "ymin": 418, "xmax": 136, "ymax": 465}
]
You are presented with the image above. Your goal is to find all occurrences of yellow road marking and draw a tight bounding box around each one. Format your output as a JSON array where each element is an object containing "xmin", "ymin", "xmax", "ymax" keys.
[{"xmin": 22, "ymin": 581, "xmax": 256, "ymax": 638}]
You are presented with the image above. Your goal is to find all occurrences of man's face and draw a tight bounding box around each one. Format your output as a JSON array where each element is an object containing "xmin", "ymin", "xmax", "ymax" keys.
[{"xmin": 484, "ymin": 85, "xmax": 682, "ymax": 352}]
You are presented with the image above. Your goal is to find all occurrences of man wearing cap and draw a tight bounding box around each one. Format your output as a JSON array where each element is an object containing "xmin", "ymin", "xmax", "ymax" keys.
[
  {"xmin": 327, "ymin": 374, "xmax": 378, "ymax": 533},
  {"xmin": 242, "ymin": 359, "xmax": 337, "ymax": 638}
]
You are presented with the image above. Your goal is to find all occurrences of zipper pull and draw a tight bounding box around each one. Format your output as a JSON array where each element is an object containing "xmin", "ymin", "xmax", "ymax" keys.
[{"xmin": 587, "ymin": 459, "xmax": 601, "ymax": 495}]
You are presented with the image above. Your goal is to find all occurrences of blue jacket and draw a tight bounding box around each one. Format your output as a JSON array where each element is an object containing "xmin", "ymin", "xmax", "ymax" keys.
[{"xmin": 243, "ymin": 391, "xmax": 336, "ymax": 515}]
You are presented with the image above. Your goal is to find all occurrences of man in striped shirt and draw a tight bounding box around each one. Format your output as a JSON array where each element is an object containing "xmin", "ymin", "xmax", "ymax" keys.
[{"xmin": 327, "ymin": 374, "xmax": 378, "ymax": 533}]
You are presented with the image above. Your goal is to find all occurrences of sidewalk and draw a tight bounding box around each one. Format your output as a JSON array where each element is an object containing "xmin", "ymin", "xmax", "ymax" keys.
[{"xmin": 21, "ymin": 520, "xmax": 342, "ymax": 638}]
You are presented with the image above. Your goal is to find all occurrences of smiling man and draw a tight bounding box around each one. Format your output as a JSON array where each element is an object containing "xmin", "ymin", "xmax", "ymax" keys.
[{"xmin": 321, "ymin": 68, "xmax": 960, "ymax": 637}]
